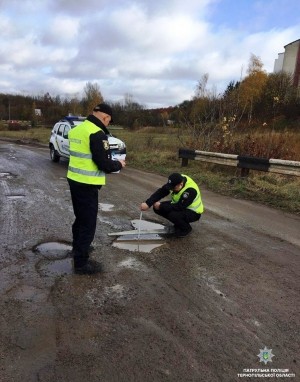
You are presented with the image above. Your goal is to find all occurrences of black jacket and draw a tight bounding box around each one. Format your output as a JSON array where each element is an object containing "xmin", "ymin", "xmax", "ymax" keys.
[
  {"xmin": 145, "ymin": 177, "xmax": 197, "ymax": 213},
  {"xmin": 87, "ymin": 114, "xmax": 122, "ymax": 174}
]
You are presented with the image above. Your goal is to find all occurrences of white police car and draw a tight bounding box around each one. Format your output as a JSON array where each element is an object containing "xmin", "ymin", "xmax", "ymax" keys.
[{"xmin": 49, "ymin": 116, "xmax": 126, "ymax": 163}]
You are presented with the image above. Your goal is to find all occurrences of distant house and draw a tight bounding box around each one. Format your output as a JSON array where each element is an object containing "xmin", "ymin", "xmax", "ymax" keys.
[{"xmin": 274, "ymin": 38, "xmax": 300, "ymax": 87}]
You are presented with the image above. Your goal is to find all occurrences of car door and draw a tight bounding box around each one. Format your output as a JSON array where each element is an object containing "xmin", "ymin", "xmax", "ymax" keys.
[{"xmin": 56, "ymin": 123, "xmax": 70, "ymax": 157}]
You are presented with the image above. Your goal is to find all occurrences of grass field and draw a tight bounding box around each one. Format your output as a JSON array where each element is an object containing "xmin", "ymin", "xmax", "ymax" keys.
[{"xmin": 1, "ymin": 125, "xmax": 299, "ymax": 214}]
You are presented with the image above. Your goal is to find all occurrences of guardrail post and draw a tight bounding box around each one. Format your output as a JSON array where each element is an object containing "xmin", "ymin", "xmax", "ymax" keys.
[
  {"xmin": 179, "ymin": 148, "xmax": 196, "ymax": 167},
  {"xmin": 240, "ymin": 168, "xmax": 250, "ymax": 177},
  {"xmin": 181, "ymin": 157, "xmax": 189, "ymax": 167}
]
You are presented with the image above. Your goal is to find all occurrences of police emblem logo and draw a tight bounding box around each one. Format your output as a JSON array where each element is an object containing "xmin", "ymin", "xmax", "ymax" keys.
[
  {"xmin": 257, "ymin": 347, "xmax": 275, "ymax": 364},
  {"xmin": 103, "ymin": 140, "xmax": 109, "ymax": 150},
  {"xmin": 183, "ymin": 192, "xmax": 189, "ymax": 199}
]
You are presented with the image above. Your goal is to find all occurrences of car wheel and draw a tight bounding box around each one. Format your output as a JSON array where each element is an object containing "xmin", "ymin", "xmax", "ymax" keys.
[{"xmin": 50, "ymin": 146, "xmax": 60, "ymax": 162}]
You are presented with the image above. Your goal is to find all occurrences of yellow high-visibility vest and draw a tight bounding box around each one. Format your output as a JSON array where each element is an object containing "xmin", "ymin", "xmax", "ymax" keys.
[
  {"xmin": 67, "ymin": 120, "xmax": 106, "ymax": 185},
  {"xmin": 171, "ymin": 174, "xmax": 204, "ymax": 214}
]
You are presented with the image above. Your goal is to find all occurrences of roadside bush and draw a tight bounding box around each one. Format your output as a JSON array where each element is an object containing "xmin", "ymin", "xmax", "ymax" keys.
[
  {"xmin": 8, "ymin": 121, "xmax": 29, "ymax": 131},
  {"xmin": 212, "ymin": 130, "xmax": 298, "ymax": 160},
  {"xmin": 0, "ymin": 122, "xmax": 8, "ymax": 131}
]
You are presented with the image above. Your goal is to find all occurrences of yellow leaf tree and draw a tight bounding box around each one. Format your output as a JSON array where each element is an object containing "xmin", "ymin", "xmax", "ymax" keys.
[{"xmin": 239, "ymin": 54, "xmax": 268, "ymax": 124}]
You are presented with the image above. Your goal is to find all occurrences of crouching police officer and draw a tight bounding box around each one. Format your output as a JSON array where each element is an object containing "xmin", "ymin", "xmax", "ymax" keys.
[
  {"xmin": 140, "ymin": 173, "xmax": 203, "ymax": 237},
  {"xmin": 67, "ymin": 103, "xmax": 126, "ymax": 274}
]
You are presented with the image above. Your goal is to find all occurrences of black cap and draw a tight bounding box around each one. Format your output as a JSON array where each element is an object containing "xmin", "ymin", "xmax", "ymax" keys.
[
  {"xmin": 164, "ymin": 173, "xmax": 184, "ymax": 190},
  {"xmin": 93, "ymin": 103, "xmax": 114, "ymax": 123}
]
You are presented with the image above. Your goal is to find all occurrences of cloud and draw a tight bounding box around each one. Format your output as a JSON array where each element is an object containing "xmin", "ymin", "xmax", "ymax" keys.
[
  {"xmin": 0, "ymin": 0, "xmax": 300, "ymax": 108},
  {"xmin": 40, "ymin": 16, "xmax": 80, "ymax": 46}
]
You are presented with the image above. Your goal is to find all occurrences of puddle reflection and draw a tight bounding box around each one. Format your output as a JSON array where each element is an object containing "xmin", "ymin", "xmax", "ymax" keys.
[
  {"xmin": 0, "ymin": 172, "xmax": 14, "ymax": 179},
  {"xmin": 38, "ymin": 258, "xmax": 73, "ymax": 277},
  {"xmin": 7, "ymin": 195, "xmax": 25, "ymax": 199},
  {"xmin": 113, "ymin": 235, "xmax": 165, "ymax": 253},
  {"xmin": 113, "ymin": 241, "xmax": 165, "ymax": 253},
  {"xmin": 112, "ymin": 220, "xmax": 171, "ymax": 253},
  {"xmin": 99, "ymin": 203, "xmax": 114, "ymax": 211},
  {"xmin": 34, "ymin": 242, "xmax": 72, "ymax": 260}
]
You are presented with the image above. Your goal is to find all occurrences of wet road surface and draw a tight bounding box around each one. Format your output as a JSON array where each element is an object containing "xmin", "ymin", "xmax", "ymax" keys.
[{"xmin": 0, "ymin": 141, "xmax": 299, "ymax": 381}]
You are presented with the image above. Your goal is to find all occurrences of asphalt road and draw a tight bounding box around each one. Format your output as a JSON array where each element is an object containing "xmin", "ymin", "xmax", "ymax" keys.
[{"xmin": 0, "ymin": 141, "xmax": 299, "ymax": 382}]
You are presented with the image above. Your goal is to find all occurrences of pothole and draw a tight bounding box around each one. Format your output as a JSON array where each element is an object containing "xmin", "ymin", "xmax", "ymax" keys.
[
  {"xmin": 0, "ymin": 172, "xmax": 15, "ymax": 179},
  {"xmin": 111, "ymin": 220, "xmax": 170, "ymax": 253},
  {"xmin": 34, "ymin": 242, "xmax": 72, "ymax": 260},
  {"xmin": 37, "ymin": 258, "xmax": 73, "ymax": 277},
  {"xmin": 113, "ymin": 235, "xmax": 166, "ymax": 253},
  {"xmin": 99, "ymin": 203, "xmax": 114, "ymax": 211},
  {"xmin": 7, "ymin": 194, "xmax": 25, "ymax": 199}
]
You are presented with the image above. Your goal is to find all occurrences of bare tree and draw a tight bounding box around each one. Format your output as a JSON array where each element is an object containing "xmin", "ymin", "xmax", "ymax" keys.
[
  {"xmin": 177, "ymin": 74, "xmax": 222, "ymax": 150},
  {"xmin": 83, "ymin": 82, "xmax": 103, "ymax": 115}
]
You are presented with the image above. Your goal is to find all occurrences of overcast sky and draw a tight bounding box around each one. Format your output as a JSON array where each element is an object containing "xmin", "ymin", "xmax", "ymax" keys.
[{"xmin": 1, "ymin": 0, "xmax": 300, "ymax": 108}]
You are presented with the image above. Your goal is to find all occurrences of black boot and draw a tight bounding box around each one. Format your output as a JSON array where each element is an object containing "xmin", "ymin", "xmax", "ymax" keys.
[
  {"xmin": 74, "ymin": 259, "xmax": 102, "ymax": 275},
  {"xmin": 175, "ymin": 226, "xmax": 192, "ymax": 238}
]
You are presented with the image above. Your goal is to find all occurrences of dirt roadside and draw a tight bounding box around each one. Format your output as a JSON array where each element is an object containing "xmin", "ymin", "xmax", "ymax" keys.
[{"xmin": 0, "ymin": 142, "xmax": 299, "ymax": 382}]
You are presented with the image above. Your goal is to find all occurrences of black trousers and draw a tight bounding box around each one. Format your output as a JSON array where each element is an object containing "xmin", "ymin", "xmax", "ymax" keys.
[
  {"xmin": 68, "ymin": 179, "xmax": 101, "ymax": 267},
  {"xmin": 153, "ymin": 207, "xmax": 200, "ymax": 231}
]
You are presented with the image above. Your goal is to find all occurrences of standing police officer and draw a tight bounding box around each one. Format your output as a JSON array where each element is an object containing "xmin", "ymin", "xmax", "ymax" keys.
[
  {"xmin": 140, "ymin": 173, "xmax": 203, "ymax": 237},
  {"xmin": 67, "ymin": 103, "xmax": 126, "ymax": 274}
]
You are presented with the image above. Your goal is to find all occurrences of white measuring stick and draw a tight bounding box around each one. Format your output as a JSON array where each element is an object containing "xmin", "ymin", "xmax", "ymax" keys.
[{"xmin": 137, "ymin": 211, "xmax": 143, "ymax": 240}]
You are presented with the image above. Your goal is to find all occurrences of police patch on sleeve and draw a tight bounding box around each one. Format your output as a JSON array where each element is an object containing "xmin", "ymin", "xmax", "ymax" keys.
[
  {"xmin": 103, "ymin": 140, "xmax": 109, "ymax": 150},
  {"xmin": 182, "ymin": 192, "xmax": 189, "ymax": 199}
]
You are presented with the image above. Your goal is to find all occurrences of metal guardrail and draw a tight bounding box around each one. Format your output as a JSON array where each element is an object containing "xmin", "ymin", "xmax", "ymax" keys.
[{"xmin": 178, "ymin": 148, "xmax": 300, "ymax": 177}]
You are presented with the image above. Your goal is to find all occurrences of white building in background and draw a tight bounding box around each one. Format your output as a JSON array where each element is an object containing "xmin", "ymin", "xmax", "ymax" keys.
[
  {"xmin": 273, "ymin": 52, "xmax": 284, "ymax": 73},
  {"xmin": 273, "ymin": 39, "xmax": 300, "ymax": 86}
]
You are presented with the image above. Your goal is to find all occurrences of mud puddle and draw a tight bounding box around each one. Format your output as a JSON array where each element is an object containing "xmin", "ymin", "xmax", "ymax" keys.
[
  {"xmin": 34, "ymin": 242, "xmax": 72, "ymax": 260},
  {"xmin": 113, "ymin": 239, "xmax": 166, "ymax": 253},
  {"xmin": 99, "ymin": 203, "xmax": 114, "ymax": 211},
  {"xmin": 113, "ymin": 233, "xmax": 165, "ymax": 252},
  {"xmin": 0, "ymin": 172, "xmax": 16, "ymax": 179},
  {"xmin": 7, "ymin": 194, "xmax": 25, "ymax": 199},
  {"xmin": 37, "ymin": 258, "xmax": 73, "ymax": 277},
  {"xmin": 111, "ymin": 220, "xmax": 171, "ymax": 253},
  {"xmin": 33, "ymin": 242, "xmax": 73, "ymax": 277}
]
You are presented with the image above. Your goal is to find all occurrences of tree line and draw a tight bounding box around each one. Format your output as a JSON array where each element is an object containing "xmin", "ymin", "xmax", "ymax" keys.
[
  {"xmin": 0, "ymin": 83, "xmax": 166, "ymax": 128},
  {"xmin": 1, "ymin": 54, "xmax": 300, "ymax": 131}
]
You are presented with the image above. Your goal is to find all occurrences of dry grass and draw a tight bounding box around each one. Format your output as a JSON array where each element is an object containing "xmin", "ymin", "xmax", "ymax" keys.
[
  {"xmin": 213, "ymin": 129, "xmax": 300, "ymax": 160},
  {"xmin": 1, "ymin": 125, "xmax": 300, "ymax": 214},
  {"xmin": 0, "ymin": 126, "xmax": 51, "ymax": 144},
  {"xmin": 115, "ymin": 127, "xmax": 300, "ymax": 214}
]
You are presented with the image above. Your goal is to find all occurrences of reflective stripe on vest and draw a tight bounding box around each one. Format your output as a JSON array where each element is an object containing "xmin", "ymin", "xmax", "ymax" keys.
[
  {"xmin": 171, "ymin": 174, "xmax": 204, "ymax": 214},
  {"xmin": 67, "ymin": 120, "xmax": 106, "ymax": 185},
  {"xmin": 68, "ymin": 166, "xmax": 104, "ymax": 177},
  {"xmin": 187, "ymin": 193, "xmax": 202, "ymax": 212},
  {"xmin": 69, "ymin": 150, "xmax": 92, "ymax": 159}
]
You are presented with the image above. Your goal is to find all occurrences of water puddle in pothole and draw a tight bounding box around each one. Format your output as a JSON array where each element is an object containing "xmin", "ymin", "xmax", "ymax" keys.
[
  {"xmin": 0, "ymin": 172, "xmax": 15, "ymax": 179},
  {"xmin": 99, "ymin": 203, "xmax": 114, "ymax": 211},
  {"xmin": 111, "ymin": 220, "xmax": 172, "ymax": 253},
  {"xmin": 34, "ymin": 242, "xmax": 72, "ymax": 260},
  {"xmin": 113, "ymin": 239, "xmax": 165, "ymax": 253},
  {"xmin": 7, "ymin": 194, "xmax": 25, "ymax": 199},
  {"xmin": 37, "ymin": 258, "xmax": 73, "ymax": 277}
]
